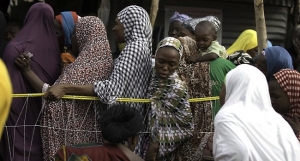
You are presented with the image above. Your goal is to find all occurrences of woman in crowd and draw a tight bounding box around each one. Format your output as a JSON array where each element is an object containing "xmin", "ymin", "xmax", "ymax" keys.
[
  {"xmin": 54, "ymin": 105, "xmax": 144, "ymax": 161},
  {"xmin": 168, "ymin": 11, "xmax": 192, "ymax": 38},
  {"xmin": 138, "ymin": 37, "xmax": 193, "ymax": 161},
  {"xmin": 0, "ymin": 59, "xmax": 12, "ymax": 139},
  {"xmin": 54, "ymin": 11, "xmax": 80, "ymax": 67},
  {"xmin": 0, "ymin": 11, "xmax": 7, "ymax": 57},
  {"xmin": 269, "ymin": 69, "xmax": 300, "ymax": 141},
  {"xmin": 44, "ymin": 5, "xmax": 152, "ymax": 152},
  {"xmin": 214, "ymin": 64, "xmax": 300, "ymax": 161},
  {"xmin": 16, "ymin": 16, "xmax": 113, "ymax": 160},
  {"xmin": 226, "ymin": 29, "xmax": 258, "ymax": 57},
  {"xmin": 44, "ymin": 6, "xmax": 152, "ymax": 109},
  {"xmin": 255, "ymin": 46, "xmax": 293, "ymax": 80},
  {"xmin": 170, "ymin": 18, "xmax": 235, "ymax": 160},
  {"xmin": 0, "ymin": 3, "xmax": 61, "ymax": 161}
]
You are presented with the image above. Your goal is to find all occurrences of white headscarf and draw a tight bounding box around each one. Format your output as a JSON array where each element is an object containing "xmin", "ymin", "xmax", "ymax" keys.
[{"xmin": 213, "ymin": 64, "xmax": 300, "ymax": 161}]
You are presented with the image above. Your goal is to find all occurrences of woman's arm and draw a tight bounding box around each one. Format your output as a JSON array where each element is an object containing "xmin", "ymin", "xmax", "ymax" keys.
[
  {"xmin": 15, "ymin": 53, "xmax": 44, "ymax": 92},
  {"xmin": 44, "ymin": 84, "xmax": 96, "ymax": 100}
]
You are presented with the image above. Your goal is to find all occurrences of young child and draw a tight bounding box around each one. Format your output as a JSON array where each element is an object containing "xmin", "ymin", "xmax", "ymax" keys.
[
  {"xmin": 185, "ymin": 20, "xmax": 227, "ymax": 63},
  {"xmin": 140, "ymin": 37, "xmax": 193, "ymax": 161}
]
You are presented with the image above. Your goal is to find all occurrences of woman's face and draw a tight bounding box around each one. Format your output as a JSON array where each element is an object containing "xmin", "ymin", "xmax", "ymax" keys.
[
  {"xmin": 268, "ymin": 78, "xmax": 291, "ymax": 113},
  {"xmin": 219, "ymin": 83, "xmax": 226, "ymax": 107},
  {"xmin": 168, "ymin": 20, "xmax": 182, "ymax": 38},
  {"xmin": 179, "ymin": 27, "xmax": 195, "ymax": 40},
  {"xmin": 155, "ymin": 47, "xmax": 180, "ymax": 79},
  {"xmin": 112, "ymin": 18, "xmax": 125, "ymax": 43},
  {"xmin": 255, "ymin": 53, "xmax": 267, "ymax": 77},
  {"xmin": 54, "ymin": 19, "xmax": 64, "ymax": 49},
  {"xmin": 71, "ymin": 26, "xmax": 79, "ymax": 57},
  {"xmin": 246, "ymin": 46, "xmax": 258, "ymax": 58}
]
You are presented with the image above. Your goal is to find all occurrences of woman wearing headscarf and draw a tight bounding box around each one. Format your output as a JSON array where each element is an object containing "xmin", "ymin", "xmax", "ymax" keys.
[
  {"xmin": 168, "ymin": 11, "xmax": 192, "ymax": 38},
  {"xmin": 54, "ymin": 11, "xmax": 80, "ymax": 67},
  {"xmin": 0, "ymin": 3, "xmax": 61, "ymax": 161},
  {"xmin": 226, "ymin": 29, "xmax": 258, "ymax": 57},
  {"xmin": 45, "ymin": 5, "xmax": 152, "ymax": 110},
  {"xmin": 169, "ymin": 19, "xmax": 235, "ymax": 160},
  {"xmin": 0, "ymin": 59, "xmax": 12, "ymax": 139},
  {"xmin": 44, "ymin": 4, "xmax": 152, "ymax": 152},
  {"xmin": 138, "ymin": 37, "xmax": 193, "ymax": 160},
  {"xmin": 0, "ymin": 11, "xmax": 7, "ymax": 57},
  {"xmin": 40, "ymin": 16, "xmax": 113, "ymax": 160},
  {"xmin": 214, "ymin": 64, "xmax": 300, "ymax": 161},
  {"xmin": 256, "ymin": 46, "xmax": 293, "ymax": 80},
  {"xmin": 269, "ymin": 69, "xmax": 300, "ymax": 141}
]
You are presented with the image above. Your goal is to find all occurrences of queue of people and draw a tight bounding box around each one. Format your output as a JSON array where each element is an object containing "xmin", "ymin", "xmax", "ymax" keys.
[{"xmin": 0, "ymin": 3, "xmax": 300, "ymax": 161}]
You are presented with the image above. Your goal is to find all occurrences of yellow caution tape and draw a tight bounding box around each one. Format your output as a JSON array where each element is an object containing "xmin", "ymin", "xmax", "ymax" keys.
[{"xmin": 12, "ymin": 93, "xmax": 219, "ymax": 102}]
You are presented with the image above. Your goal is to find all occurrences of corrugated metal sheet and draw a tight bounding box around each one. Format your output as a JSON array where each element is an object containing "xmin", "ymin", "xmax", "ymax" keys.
[
  {"xmin": 220, "ymin": 0, "xmax": 294, "ymax": 7},
  {"xmin": 144, "ymin": 0, "xmax": 289, "ymax": 48}
]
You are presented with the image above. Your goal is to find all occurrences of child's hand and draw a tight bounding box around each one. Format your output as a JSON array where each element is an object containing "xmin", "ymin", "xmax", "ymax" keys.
[
  {"xmin": 185, "ymin": 55, "xmax": 199, "ymax": 64},
  {"xmin": 15, "ymin": 53, "xmax": 31, "ymax": 72}
]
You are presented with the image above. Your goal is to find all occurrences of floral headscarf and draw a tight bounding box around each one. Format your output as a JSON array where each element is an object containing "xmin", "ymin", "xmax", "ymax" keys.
[{"xmin": 169, "ymin": 11, "xmax": 192, "ymax": 24}]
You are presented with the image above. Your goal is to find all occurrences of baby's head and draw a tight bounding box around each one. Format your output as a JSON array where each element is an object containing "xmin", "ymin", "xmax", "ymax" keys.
[
  {"xmin": 155, "ymin": 37, "xmax": 182, "ymax": 79},
  {"xmin": 195, "ymin": 21, "xmax": 217, "ymax": 51}
]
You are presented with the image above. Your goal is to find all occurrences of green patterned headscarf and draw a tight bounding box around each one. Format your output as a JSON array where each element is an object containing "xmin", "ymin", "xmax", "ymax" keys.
[{"xmin": 155, "ymin": 37, "xmax": 183, "ymax": 59}]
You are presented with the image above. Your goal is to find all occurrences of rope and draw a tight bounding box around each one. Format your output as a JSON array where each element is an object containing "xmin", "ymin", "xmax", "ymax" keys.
[{"xmin": 12, "ymin": 93, "xmax": 219, "ymax": 102}]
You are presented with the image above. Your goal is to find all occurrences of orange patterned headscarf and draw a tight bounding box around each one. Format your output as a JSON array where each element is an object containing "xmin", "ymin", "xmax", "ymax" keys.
[{"xmin": 274, "ymin": 69, "xmax": 300, "ymax": 120}]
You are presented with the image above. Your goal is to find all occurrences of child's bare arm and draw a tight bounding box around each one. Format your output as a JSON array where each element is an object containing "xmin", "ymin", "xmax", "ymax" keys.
[{"xmin": 186, "ymin": 52, "xmax": 219, "ymax": 64}]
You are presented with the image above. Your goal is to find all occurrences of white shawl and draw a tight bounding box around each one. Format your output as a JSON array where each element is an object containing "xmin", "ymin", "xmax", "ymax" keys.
[{"xmin": 213, "ymin": 64, "xmax": 300, "ymax": 161}]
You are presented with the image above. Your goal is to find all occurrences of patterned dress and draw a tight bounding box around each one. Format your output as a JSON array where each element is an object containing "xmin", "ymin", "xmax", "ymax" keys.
[
  {"xmin": 139, "ymin": 69, "xmax": 193, "ymax": 160},
  {"xmin": 40, "ymin": 17, "xmax": 113, "ymax": 160},
  {"xmin": 172, "ymin": 36, "xmax": 235, "ymax": 160},
  {"xmin": 93, "ymin": 5, "xmax": 152, "ymax": 116}
]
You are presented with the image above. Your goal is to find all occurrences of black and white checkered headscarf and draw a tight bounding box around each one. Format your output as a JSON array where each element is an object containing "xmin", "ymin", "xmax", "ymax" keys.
[{"xmin": 94, "ymin": 5, "xmax": 152, "ymax": 113}]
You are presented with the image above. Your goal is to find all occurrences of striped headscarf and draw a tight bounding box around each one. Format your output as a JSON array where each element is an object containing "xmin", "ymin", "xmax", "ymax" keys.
[
  {"xmin": 274, "ymin": 69, "xmax": 300, "ymax": 121},
  {"xmin": 55, "ymin": 11, "xmax": 79, "ymax": 47}
]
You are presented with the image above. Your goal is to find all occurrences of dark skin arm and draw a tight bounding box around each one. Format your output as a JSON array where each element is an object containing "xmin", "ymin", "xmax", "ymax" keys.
[
  {"xmin": 44, "ymin": 84, "xmax": 96, "ymax": 100},
  {"xmin": 185, "ymin": 52, "xmax": 218, "ymax": 64},
  {"xmin": 15, "ymin": 53, "xmax": 44, "ymax": 92}
]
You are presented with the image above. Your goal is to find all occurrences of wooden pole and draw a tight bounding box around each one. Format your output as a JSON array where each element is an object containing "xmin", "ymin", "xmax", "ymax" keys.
[
  {"xmin": 149, "ymin": 0, "xmax": 159, "ymax": 29},
  {"xmin": 294, "ymin": 0, "xmax": 299, "ymax": 26},
  {"xmin": 254, "ymin": 0, "xmax": 267, "ymax": 54}
]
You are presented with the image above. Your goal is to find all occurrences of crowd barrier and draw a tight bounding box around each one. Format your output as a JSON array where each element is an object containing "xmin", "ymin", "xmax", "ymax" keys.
[{"xmin": 12, "ymin": 93, "xmax": 220, "ymax": 102}]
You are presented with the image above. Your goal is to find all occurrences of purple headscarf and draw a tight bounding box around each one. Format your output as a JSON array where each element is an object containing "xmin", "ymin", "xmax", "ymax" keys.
[
  {"xmin": 0, "ymin": 3, "xmax": 61, "ymax": 161},
  {"xmin": 169, "ymin": 11, "xmax": 192, "ymax": 24}
]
